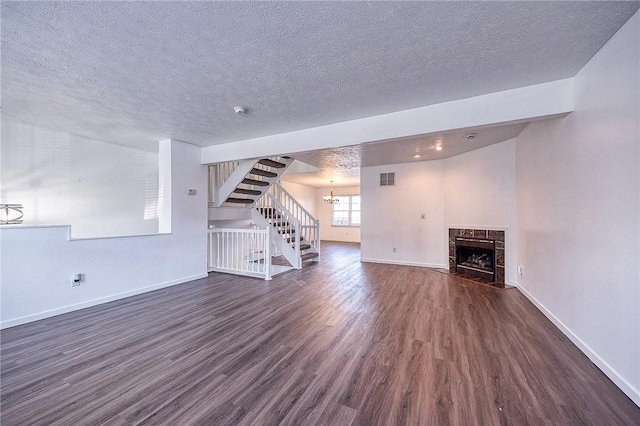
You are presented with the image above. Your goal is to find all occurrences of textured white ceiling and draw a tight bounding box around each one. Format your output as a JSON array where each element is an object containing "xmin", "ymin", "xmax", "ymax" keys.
[
  {"xmin": 2, "ymin": 1, "xmax": 638, "ymax": 151},
  {"xmin": 282, "ymin": 122, "xmax": 528, "ymax": 188}
]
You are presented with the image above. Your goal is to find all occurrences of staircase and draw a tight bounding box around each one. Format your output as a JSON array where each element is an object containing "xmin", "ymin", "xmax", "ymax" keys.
[
  {"xmin": 251, "ymin": 181, "xmax": 320, "ymax": 269},
  {"xmin": 208, "ymin": 158, "xmax": 320, "ymax": 278},
  {"xmin": 211, "ymin": 156, "xmax": 294, "ymax": 208},
  {"xmin": 257, "ymin": 208, "xmax": 319, "ymax": 264}
]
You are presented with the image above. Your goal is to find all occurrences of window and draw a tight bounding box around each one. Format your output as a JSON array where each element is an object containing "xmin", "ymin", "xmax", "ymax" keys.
[{"xmin": 332, "ymin": 195, "xmax": 360, "ymax": 227}]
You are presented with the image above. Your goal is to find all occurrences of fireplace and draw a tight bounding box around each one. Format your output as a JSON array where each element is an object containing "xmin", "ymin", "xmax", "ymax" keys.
[
  {"xmin": 455, "ymin": 237, "xmax": 495, "ymax": 281},
  {"xmin": 448, "ymin": 228, "xmax": 505, "ymax": 288}
]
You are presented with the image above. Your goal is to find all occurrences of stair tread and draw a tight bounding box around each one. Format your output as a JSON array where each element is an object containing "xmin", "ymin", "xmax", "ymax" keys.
[
  {"xmin": 258, "ymin": 159, "xmax": 287, "ymax": 169},
  {"xmin": 250, "ymin": 168, "xmax": 278, "ymax": 178},
  {"xmin": 301, "ymin": 252, "xmax": 319, "ymax": 261},
  {"xmin": 287, "ymin": 236, "xmax": 303, "ymax": 243},
  {"xmin": 278, "ymin": 228, "xmax": 295, "ymax": 234},
  {"xmin": 299, "ymin": 244, "xmax": 311, "ymax": 250},
  {"xmin": 242, "ymin": 178, "xmax": 270, "ymax": 187},
  {"xmin": 226, "ymin": 197, "xmax": 254, "ymax": 204},
  {"xmin": 233, "ymin": 188, "xmax": 262, "ymax": 196}
]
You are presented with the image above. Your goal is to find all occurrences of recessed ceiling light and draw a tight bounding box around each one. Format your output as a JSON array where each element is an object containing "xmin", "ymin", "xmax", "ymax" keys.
[
  {"xmin": 234, "ymin": 106, "xmax": 248, "ymax": 115},
  {"xmin": 414, "ymin": 154, "xmax": 421, "ymax": 158},
  {"xmin": 465, "ymin": 132, "xmax": 478, "ymax": 140},
  {"xmin": 435, "ymin": 145, "xmax": 443, "ymax": 151}
]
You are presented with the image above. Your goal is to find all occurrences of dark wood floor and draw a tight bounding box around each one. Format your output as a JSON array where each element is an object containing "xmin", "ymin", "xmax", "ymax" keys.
[{"xmin": 2, "ymin": 242, "xmax": 639, "ymax": 425}]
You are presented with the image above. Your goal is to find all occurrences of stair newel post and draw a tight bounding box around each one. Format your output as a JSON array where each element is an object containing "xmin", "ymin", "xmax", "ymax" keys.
[
  {"xmin": 215, "ymin": 232, "xmax": 220, "ymax": 270},
  {"xmin": 208, "ymin": 166, "xmax": 214, "ymax": 207},
  {"xmin": 316, "ymin": 220, "xmax": 321, "ymax": 262},
  {"xmin": 295, "ymin": 219, "xmax": 301, "ymax": 268},
  {"xmin": 265, "ymin": 228, "xmax": 271, "ymax": 280}
]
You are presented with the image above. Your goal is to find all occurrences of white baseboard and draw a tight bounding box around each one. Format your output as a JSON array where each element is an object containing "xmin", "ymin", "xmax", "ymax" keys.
[
  {"xmin": 517, "ymin": 284, "xmax": 640, "ymax": 407},
  {"xmin": 360, "ymin": 258, "xmax": 445, "ymax": 269},
  {"xmin": 0, "ymin": 273, "xmax": 209, "ymax": 330}
]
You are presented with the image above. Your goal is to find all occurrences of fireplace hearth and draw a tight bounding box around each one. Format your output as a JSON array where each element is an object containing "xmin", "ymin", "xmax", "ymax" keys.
[{"xmin": 448, "ymin": 228, "xmax": 505, "ymax": 288}]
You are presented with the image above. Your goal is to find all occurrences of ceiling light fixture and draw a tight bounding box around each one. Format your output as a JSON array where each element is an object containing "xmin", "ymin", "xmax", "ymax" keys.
[
  {"xmin": 323, "ymin": 180, "xmax": 340, "ymax": 204},
  {"xmin": 435, "ymin": 145, "xmax": 443, "ymax": 151},
  {"xmin": 0, "ymin": 203, "xmax": 24, "ymax": 224},
  {"xmin": 465, "ymin": 132, "xmax": 477, "ymax": 140},
  {"xmin": 234, "ymin": 106, "xmax": 248, "ymax": 115},
  {"xmin": 414, "ymin": 154, "xmax": 421, "ymax": 158}
]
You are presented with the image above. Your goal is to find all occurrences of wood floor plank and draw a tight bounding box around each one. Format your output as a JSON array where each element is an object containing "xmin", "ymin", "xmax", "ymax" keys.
[{"xmin": 1, "ymin": 241, "xmax": 639, "ymax": 425}]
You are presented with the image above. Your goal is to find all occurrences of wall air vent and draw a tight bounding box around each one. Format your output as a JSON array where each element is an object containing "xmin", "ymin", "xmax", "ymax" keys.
[{"xmin": 380, "ymin": 172, "xmax": 395, "ymax": 186}]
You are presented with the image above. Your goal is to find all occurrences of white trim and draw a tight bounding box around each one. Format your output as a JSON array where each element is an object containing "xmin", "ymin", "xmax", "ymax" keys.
[
  {"xmin": 517, "ymin": 284, "xmax": 640, "ymax": 407},
  {"xmin": 0, "ymin": 273, "xmax": 208, "ymax": 330},
  {"xmin": 361, "ymin": 258, "xmax": 446, "ymax": 269},
  {"xmin": 0, "ymin": 224, "xmax": 172, "ymax": 241},
  {"xmin": 69, "ymin": 232, "xmax": 171, "ymax": 241},
  {"xmin": 0, "ymin": 224, "xmax": 70, "ymax": 229},
  {"xmin": 446, "ymin": 224, "xmax": 509, "ymax": 231}
]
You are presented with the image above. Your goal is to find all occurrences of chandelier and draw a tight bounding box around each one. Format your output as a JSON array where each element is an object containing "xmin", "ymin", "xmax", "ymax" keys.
[{"xmin": 322, "ymin": 181, "xmax": 340, "ymax": 204}]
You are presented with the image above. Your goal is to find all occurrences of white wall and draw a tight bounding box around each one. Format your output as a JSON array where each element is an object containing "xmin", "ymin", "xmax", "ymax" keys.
[
  {"xmin": 280, "ymin": 180, "xmax": 317, "ymax": 217},
  {"xmin": 515, "ymin": 12, "xmax": 639, "ymax": 404},
  {"xmin": 0, "ymin": 140, "xmax": 208, "ymax": 328},
  {"xmin": 361, "ymin": 140, "xmax": 517, "ymax": 269},
  {"xmin": 361, "ymin": 163, "xmax": 445, "ymax": 265},
  {"xmin": 1, "ymin": 119, "xmax": 159, "ymax": 238},
  {"xmin": 316, "ymin": 185, "xmax": 361, "ymax": 243},
  {"xmin": 444, "ymin": 139, "xmax": 517, "ymax": 284}
]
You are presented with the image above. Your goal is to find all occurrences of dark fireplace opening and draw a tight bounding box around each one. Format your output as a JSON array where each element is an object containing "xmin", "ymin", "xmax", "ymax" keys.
[
  {"xmin": 455, "ymin": 237, "xmax": 496, "ymax": 281},
  {"xmin": 458, "ymin": 248, "xmax": 494, "ymax": 272}
]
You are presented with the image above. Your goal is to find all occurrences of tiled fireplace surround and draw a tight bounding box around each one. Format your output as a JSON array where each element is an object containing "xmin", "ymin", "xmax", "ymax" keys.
[{"xmin": 448, "ymin": 228, "xmax": 505, "ymax": 288}]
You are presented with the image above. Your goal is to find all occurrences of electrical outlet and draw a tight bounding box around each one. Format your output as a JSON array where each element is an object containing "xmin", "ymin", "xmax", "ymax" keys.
[
  {"xmin": 518, "ymin": 265, "xmax": 523, "ymax": 275},
  {"xmin": 392, "ymin": 247, "xmax": 397, "ymax": 253},
  {"xmin": 420, "ymin": 213, "xmax": 426, "ymax": 219}
]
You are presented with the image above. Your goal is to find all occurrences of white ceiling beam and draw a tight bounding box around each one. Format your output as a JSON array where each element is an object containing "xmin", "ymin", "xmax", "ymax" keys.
[{"xmin": 201, "ymin": 78, "xmax": 574, "ymax": 164}]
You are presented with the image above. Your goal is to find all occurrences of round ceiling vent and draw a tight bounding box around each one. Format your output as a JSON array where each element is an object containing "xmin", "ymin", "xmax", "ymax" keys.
[{"xmin": 234, "ymin": 106, "xmax": 248, "ymax": 115}]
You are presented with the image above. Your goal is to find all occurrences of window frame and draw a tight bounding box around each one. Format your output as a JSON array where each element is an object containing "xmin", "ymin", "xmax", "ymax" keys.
[{"xmin": 331, "ymin": 194, "xmax": 361, "ymax": 228}]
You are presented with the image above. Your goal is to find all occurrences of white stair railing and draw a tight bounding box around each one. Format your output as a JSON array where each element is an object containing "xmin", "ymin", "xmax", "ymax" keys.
[
  {"xmin": 211, "ymin": 160, "xmax": 257, "ymax": 207},
  {"xmin": 207, "ymin": 228, "xmax": 271, "ymax": 280},
  {"xmin": 267, "ymin": 182, "xmax": 320, "ymax": 256},
  {"xmin": 217, "ymin": 161, "xmax": 241, "ymax": 188},
  {"xmin": 208, "ymin": 161, "xmax": 239, "ymax": 206},
  {"xmin": 255, "ymin": 194, "xmax": 302, "ymax": 269}
]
